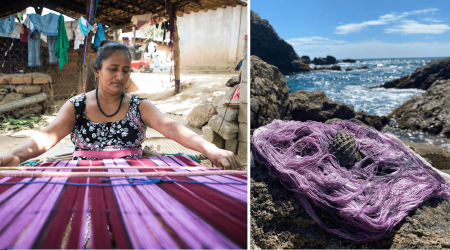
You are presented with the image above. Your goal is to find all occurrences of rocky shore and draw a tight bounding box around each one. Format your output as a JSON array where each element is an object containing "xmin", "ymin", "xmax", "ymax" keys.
[
  {"xmin": 250, "ymin": 55, "xmax": 450, "ymax": 248},
  {"xmin": 375, "ymin": 57, "xmax": 450, "ymax": 90},
  {"xmin": 250, "ymin": 11, "xmax": 312, "ymax": 74}
]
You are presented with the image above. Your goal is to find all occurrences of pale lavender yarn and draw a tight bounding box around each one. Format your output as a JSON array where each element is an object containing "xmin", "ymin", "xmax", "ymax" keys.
[{"xmin": 252, "ymin": 119, "xmax": 450, "ymax": 242}]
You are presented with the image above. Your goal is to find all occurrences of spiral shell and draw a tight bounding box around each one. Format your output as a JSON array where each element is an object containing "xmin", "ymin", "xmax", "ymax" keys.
[{"xmin": 329, "ymin": 131, "xmax": 356, "ymax": 166}]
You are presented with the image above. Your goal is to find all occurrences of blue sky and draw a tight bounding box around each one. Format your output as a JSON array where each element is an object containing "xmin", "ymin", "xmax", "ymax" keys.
[{"xmin": 251, "ymin": 0, "xmax": 450, "ymax": 59}]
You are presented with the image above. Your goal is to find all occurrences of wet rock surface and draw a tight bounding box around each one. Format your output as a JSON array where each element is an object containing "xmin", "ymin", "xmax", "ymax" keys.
[
  {"xmin": 388, "ymin": 79, "xmax": 450, "ymax": 137},
  {"xmin": 250, "ymin": 56, "xmax": 290, "ymax": 128},
  {"xmin": 401, "ymin": 140, "xmax": 450, "ymax": 169},
  {"xmin": 251, "ymin": 159, "xmax": 450, "ymax": 249},
  {"xmin": 250, "ymin": 11, "xmax": 312, "ymax": 74},
  {"xmin": 341, "ymin": 59, "xmax": 357, "ymax": 63},
  {"xmin": 355, "ymin": 111, "xmax": 389, "ymax": 131},
  {"xmin": 312, "ymin": 56, "xmax": 338, "ymax": 65},
  {"xmin": 376, "ymin": 57, "xmax": 450, "ymax": 90},
  {"xmin": 313, "ymin": 65, "xmax": 342, "ymax": 71},
  {"xmin": 286, "ymin": 90, "xmax": 356, "ymax": 122}
]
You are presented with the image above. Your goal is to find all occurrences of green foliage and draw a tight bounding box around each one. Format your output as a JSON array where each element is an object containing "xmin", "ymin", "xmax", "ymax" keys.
[{"xmin": 0, "ymin": 114, "xmax": 48, "ymax": 132}]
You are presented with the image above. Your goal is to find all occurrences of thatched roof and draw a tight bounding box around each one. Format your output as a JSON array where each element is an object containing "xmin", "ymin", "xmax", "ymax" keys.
[{"xmin": 1, "ymin": 0, "xmax": 247, "ymax": 31}]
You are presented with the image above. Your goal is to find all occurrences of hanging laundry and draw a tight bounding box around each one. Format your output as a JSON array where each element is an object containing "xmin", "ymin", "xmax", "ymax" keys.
[
  {"xmin": 74, "ymin": 24, "xmax": 85, "ymax": 50},
  {"xmin": 92, "ymin": 23, "xmax": 105, "ymax": 49},
  {"xmin": 28, "ymin": 29, "xmax": 41, "ymax": 67},
  {"xmin": 78, "ymin": 17, "xmax": 91, "ymax": 36},
  {"xmin": 17, "ymin": 13, "xmax": 23, "ymax": 23},
  {"xmin": 28, "ymin": 13, "xmax": 59, "ymax": 36},
  {"xmin": 20, "ymin": 25, "xmax": 28, "ymax": 42},
  {"xmin": 131, "ymin": 13, "xmax": 153, "ymax": 32},
  {"xmin": 55, "ymin": 14, "xmax": 69, "ymax": 70},
  {"xmin": 47, "ymin": 36, "xmax": 59, "ymax": 64},
  {"xmin": 23, "ymin": 16, "xmax": 33, "ymax": 32},
  {"xmin": 0, "ymin": 15, "xmax": 15, "ymax": 36}
]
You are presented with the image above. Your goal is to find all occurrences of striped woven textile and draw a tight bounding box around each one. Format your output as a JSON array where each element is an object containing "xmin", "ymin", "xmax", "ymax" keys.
[{"xmin": 0, "ymin": 155, "xmax": 247, "ymax": 249}]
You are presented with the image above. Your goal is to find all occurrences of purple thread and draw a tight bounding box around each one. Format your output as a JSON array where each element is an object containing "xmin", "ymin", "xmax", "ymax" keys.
[
  {"xmin": 82, "ymin": 0, "xmax": 95, "ymax": 94},
  {"xmin": 252, "ymin": 120, "xmax": 450, "ymax": 242}
]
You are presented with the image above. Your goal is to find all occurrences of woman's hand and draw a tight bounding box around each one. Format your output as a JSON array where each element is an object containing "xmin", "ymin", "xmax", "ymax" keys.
[
  {"xmin": 205, "ymin": 147, "xmax": 244, "ymax": 170},
  {"xmin": 0, "ymin": 154, "xmax": 21, "ymax": 167}
]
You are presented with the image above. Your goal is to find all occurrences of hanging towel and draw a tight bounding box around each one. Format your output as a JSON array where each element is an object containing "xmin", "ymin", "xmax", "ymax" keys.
[
  {"xmin": 47, "ymin": 36, "xmax": 59, "ymax": 64},
  {"xmin": 23, "ymin": 16, "xmax": 34, "ymax": 32},
  {"xmin": 55, "ymin": 14, "xmax": 69, "ymax": 70},
  {"xmin": 28, "ymin": 29, "xmax": 41, "ymax": 67},
  {"xmin": 20, "ymin": 25, "xmax": 28, "ymax": 42},
  {"xmin": 74, "ymin": 24, "xmax": 85, "ymax": 49},
  {"xmin": 78, "ymin": 17, "xmax": 91, "ymax": 36},
  {"xmin": 28, "ymin": 13, "xmax": 59, "ymax": 36},
  {"xmin": 0, "ymin": 15, "xmax": 15, "ymax": 36},
  {"xmin": 92, "ymin": 23, "xmax": 105, "ymax": 49}
]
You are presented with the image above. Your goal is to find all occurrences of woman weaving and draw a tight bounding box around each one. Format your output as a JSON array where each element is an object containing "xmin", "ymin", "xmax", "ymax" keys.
[{"xmin": 0, "ymin": 40, "xmax": 243, "ymax": 170}]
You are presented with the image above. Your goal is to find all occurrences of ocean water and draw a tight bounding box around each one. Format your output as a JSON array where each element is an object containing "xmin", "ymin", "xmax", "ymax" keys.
[{"xmin": 285, "ymin": 57, "xmax": 444, "ymax": 116}]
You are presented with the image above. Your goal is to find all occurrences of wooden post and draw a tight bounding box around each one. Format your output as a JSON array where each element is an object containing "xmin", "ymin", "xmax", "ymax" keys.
[
  {"xmin": 118, "ymin": 29, "xmax": 123, "ymax": 43},
  {"xmin": 113, "ymin": 30, "xmax": 119, "ymax": 42},
  {"xmin": 131, "ymin": 26, "xmax": 136, "ymax": 60},
  {"xmin": 172, "ymin": 5, "xmax": 181, "ymax": 93},
  {"xmin": 77, "ymin": 0, "xmax": 94, "ymax": 94}
]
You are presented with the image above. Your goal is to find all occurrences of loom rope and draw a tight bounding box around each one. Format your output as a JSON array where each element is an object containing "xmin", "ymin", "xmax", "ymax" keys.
[
  {"xmin": 0, "ymin": 177, "xmax": 245, "ymax": 187},
  {"xmin": 0, "ymin": 170, "xmax": 247, "ymax": 178}
]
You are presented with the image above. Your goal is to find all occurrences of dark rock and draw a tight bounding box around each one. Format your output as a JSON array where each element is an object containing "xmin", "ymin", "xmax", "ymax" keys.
[
  {"xmin": 313, "ymin": 55, "xmax": 337, "ymax": 65},
  {"xmin": 251, "ymin": 55, "xmax": 290, "ymax": 129},
  {"xmin": 345, "ymin": 67, "xmax": 353, "ymax": 71},
  {"xmin": 341, "ymin": 59, "xmax": 357, "ymax": 63},
  {"xmin": 389, "ymin": 79, "xmax": 450, "ymax": 137},
  {"xmin": 355, "ymin": 111, "xmax": 389, "ymax": 131},
  {"xmin": 357, "ymin": 65, "xmax": 369, "ymax": 70},
  {"xmin": 225, "ymin": 76, "xmax": 240, "ymax": 87},
  {"xmin": 314, "ymin": 65, "xmax": 342, "ymax": 71},
  {"xmin": 401, "ymin": 140, "xmax": 450, "ymax": 169},
  {"xmin": 375, "ymin": 57, "xmax": 450, "ymax": 90},
  {"xmin": 251, "ymin": 159, "xmax": 450, "ymax": 249},
  {"xmin": 324, "ymin": 118, "xmax": 343, "ymax": 124},
  {"xmin": 301, "ymin": 55, "xmax": 311, "ymax": 64},
  {"xmin": 285, "ymin": 90, "xmax": 355, "ymax": 122},
  {"xmin": 250, "ymin": 11, "xmax": 312, "ymax": 74}
]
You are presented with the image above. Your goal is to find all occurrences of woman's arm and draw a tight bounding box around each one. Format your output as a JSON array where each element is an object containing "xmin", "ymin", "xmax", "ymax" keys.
[
  {"xmin": 139, "ymin": 100, "xmax": 243, "ymax": 170},
  {"xmin": 0, "ymin": 101, "xmax": 76, "ymax": 166}
]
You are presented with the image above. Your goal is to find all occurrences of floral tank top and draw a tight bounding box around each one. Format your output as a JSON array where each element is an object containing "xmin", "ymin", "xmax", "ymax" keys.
[{"xmin": 69, "ymin": 94, "xmax": 147, "ymax": 160}]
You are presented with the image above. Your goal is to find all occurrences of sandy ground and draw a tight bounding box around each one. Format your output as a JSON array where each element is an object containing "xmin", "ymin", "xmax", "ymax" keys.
[{"xmin": 0, "ymin": 72, "xmax": 236, "ymax": 158}]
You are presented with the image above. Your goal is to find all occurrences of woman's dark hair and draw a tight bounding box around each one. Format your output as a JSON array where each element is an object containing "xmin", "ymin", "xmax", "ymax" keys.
[{"xmin": 94, "ymin": 40, "xmax": 132, "ymax": 70}]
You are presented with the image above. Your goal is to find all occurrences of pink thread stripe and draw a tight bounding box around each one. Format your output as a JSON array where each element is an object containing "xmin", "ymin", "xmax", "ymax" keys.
[
  {"xmin": 16, "ymin": 161, "xmax": 73, "ymax": 249},
  {"xmin": 0, "ymin": 162, "xmax": 59, "ymax": 248},
  {"xmin": 79, "ymin": 161, "xmax": 91, "ymax": 249},
  {"xmin": 127, "ymin": 166, "xmax": 239, "ymax": 249},
  {"xmin": 72, "ymin": 149, "xmax": 143, "ymax": 159},
  {"xmin": 162, "ymin": 156, "xmax": 247, "ymax": 202},
  {"xmin": 111, "ymin": 158, "xmax": 179, "ymax": 249}
]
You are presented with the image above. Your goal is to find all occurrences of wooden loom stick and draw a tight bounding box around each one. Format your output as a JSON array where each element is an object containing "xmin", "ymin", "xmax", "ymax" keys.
[
  {"xmin": 1, "ymin": 166, "xmax": 218, "ymax": 170},
  {"xmin": 0, "ymin": 170, "xmax": 248, "ymax": 178}
]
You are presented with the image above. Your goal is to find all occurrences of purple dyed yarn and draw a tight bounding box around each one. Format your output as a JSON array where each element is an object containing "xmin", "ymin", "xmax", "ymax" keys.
[{"xmin": 252, "ymin": 120, "xmax": 450, "ymax": 243}]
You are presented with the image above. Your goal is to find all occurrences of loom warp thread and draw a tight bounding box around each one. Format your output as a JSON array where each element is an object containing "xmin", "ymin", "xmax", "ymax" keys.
[{"xmin": 252, "ymin": 119, "xmax": 450, "ymax": 242}]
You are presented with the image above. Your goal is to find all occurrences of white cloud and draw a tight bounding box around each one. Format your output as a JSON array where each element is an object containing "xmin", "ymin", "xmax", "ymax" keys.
[
  {"xmin": 422, "ymin": 18, "xmax": 442, "ymax": 23},
  {"xmin": 385, "ymin": 20, "xmax": 450, "ymax": 34},
  {"xmin": 335, "ymin": 8, "xmax": 440, "ymax": 34},
  {"xmin": 286, "ymin": 36, "xmax": 346, "ymax": 46},
  {"xmin": 291, "ymin": 40, "xmax": 450, "ymax": 59}
]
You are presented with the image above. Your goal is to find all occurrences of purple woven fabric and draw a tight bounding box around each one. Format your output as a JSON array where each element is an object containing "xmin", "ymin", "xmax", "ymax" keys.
[{"xmin": 252, "ymin": 120, "xmax": 450, "ymax": 242}]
